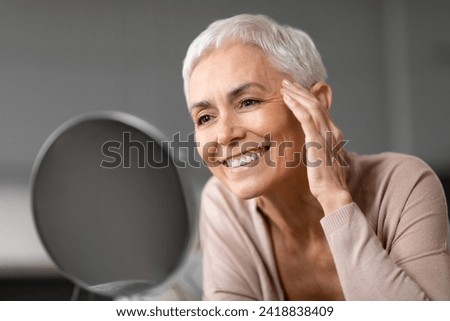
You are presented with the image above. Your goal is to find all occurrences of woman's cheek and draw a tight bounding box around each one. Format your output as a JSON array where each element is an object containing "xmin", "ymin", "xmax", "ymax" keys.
[{"xmin": 196, "ymin": 136, "xmax": 217, "ymax": 165}]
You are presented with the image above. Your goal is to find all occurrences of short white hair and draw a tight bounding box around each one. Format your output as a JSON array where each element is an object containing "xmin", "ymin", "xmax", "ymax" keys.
[{"xmin": 182, "ymin": 14, "xmax": 327, "ymax": 103}]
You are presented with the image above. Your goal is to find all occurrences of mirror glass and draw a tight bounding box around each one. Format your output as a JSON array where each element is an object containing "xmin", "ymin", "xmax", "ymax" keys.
[{"xmin": 31, "ymin": 112, "xmax": 191, "ymax": 298}]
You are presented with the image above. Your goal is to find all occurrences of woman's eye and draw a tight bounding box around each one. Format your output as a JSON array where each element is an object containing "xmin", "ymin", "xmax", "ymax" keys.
[
  {"xmin": 240, "ymin": 99, "xmax": 260, "ymax": 108},
  {"xmin": 197, "ymin": 114, "xmax": 211, "ymax": 125}
]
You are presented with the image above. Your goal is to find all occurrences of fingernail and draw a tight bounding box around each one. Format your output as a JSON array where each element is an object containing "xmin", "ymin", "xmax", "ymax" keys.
[{"xmin": 282, "ymin": 79, "xmax": 291, "ymax": 87}]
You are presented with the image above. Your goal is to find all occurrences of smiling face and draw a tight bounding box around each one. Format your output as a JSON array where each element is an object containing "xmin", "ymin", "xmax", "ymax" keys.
[{"xmin": 188, "ymin": 42, "xmax": 306, "ymax": 199}]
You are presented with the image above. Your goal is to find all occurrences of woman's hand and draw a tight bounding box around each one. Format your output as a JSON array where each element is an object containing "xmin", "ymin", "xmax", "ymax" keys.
[{"xmin": 281, "ymin": 79, "xmax": 352, "ymax": 214}]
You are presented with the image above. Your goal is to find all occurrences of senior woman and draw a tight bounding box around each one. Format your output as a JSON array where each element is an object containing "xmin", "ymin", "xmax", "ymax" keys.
[{"xmin": 182, "ymin": 14, "xmax": 450, "ymax": 300}]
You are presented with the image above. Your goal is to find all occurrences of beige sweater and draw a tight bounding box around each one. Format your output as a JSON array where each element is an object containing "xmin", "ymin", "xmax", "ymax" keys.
[{"xmin": 199, "ymin": 152, "xmax": 450, "ymax": 300}]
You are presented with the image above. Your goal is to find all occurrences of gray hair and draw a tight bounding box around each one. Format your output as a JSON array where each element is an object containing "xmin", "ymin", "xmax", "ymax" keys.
[{"xmin": 182, "ymin": 14, "xmax": 327, "ymax": 103}]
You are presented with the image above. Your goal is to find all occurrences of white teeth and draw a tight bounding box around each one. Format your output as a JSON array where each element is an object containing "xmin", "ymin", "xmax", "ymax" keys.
[{"xmin": 225, "ymin": 150, "xmax": 266, "ymax": 168}]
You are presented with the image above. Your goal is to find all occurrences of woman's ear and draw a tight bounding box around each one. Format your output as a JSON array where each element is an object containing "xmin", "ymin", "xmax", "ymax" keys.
[{"xmin": 310, "ymin": 82, "xmax": 332, "ymax": 111}]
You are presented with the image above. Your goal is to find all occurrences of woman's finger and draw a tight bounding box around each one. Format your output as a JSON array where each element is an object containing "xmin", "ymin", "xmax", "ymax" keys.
[
  {"xmin": 282, "ymin": 81, "xmax": 343, "ymax": 143},
  {"xmin": 282, "ymin": 82, "xmax": 347, "ymax": 169},
  {"xmin": 282, "ymin": 91, "xmax": 323, "ymax": 141},
  {"xmin": 282, "ymin": 80, "xmax": 322, "ymax": 106},
  {"xmin": 281, "ymin": 88, "xmax": 328, "ymax": 131}
]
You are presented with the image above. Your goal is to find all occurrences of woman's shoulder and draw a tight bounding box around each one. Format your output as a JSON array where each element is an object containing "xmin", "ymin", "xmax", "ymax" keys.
[
  {"xmin": 345, "ymin": 151, "xmax": 447, "ymax": 231},
  {"xmin": 345, "ymin": 151, "xmax": 441, "ymax": 190},
  {"xmin": 201, "ymin": 176, "xmax": 242, "ymax": 207},
  {"xmin": 199, "ymin": 176, "xmax": 268, "ymax": 257},
  {"xmin": 202, "ymin": 175, "xmax": 231, "ymax": 199},
  {"xmin": 347, "ymin": 151, "xmax": 433, "ymax": 172},
  {"xmin": 200, "ymin": 176, "xmax": 256, "ymax": 223}
]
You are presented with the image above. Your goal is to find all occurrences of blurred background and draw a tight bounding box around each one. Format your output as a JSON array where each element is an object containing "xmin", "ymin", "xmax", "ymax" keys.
[{"xmin": 0, "ymin": 0, "xmax": 449, "ymax": 299}]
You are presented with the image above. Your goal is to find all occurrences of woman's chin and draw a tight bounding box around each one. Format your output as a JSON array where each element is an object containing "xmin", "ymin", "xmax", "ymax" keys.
[{"xmin": 226, "ymin": 182, "xmax": 266, "ymax": 200}]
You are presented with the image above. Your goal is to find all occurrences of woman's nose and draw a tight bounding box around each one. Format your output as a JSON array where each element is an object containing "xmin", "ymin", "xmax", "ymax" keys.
[{"xmin": 216, "ymin": 114, "xmax": 245, "ymax": 146}]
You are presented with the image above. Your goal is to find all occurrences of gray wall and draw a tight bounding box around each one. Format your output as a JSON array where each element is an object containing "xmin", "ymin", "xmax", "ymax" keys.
[
  {"xmin": 0, "ymin": 0, "xmax": 449, "ymax": 276},
  {"xmin": 1, "ymin": 0, "xmax": 449, "ymax": 176}
]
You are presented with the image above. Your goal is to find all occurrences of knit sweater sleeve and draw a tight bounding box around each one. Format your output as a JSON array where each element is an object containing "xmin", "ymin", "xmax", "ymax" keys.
[{"xmin": 320, "ymin": 157, "xmax": 450, "ymax": 300}]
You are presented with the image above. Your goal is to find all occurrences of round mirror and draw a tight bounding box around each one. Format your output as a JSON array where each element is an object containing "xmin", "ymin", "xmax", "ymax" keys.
[{"xmin": 31, "ymin": 111, "xmax": 194, "ymax": 298}]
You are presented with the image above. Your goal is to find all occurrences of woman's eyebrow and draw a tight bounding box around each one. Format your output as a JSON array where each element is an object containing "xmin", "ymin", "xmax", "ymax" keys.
[
  {"xmin": 189, "ymin": 100, "xmax": 210, "ymax": 113},
  {"xmin": 227, "ymin": 82, "xmax": 266, "ymax": 102},
  {"xmin": 189, "ymin": 82, "xmax": 266, "ymax": 112}
]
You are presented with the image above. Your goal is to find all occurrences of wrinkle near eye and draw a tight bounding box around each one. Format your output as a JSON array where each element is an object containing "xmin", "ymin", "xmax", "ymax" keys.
[{"xmin": 239, "ymin": 98, "xmax": 261, "ymax": 108}]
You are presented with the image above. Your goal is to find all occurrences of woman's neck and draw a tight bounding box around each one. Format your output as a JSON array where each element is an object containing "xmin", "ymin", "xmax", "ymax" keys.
[{"xmin": 256, "ymin": 167, "xmax": 326, "ymax": 248}]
